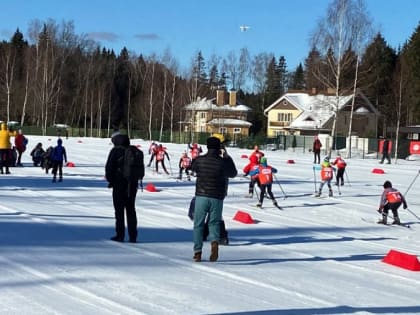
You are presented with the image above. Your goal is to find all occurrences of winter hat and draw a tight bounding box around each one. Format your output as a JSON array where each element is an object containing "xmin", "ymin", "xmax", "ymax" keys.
[
  {"xmin": 324, "ymin": 156, "xmax": 330, "ymax": 162},
  {"xmin": 260, "ymin": 157, "xmax": 267, "ymax": 166},
  {"xmin": 383, "ymin": 180, "xmax": 392, "ymax": 188},
  {"xmin": 206, "ymin": 137, "xmax": 221, "ymax": 150},
  {"xmin": 57, "ymin": 138, "xmax": 63, "ymax": 145}
]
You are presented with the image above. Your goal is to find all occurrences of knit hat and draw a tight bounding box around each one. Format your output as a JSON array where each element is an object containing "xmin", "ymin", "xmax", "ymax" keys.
[
  {"xmin": 383, "ymin": 180, "xmax": 392, "ymax": 188},
  {"xmin": 206, "ymin": 137, "xmax": 221, "ymax": 150},
  {"xmin": 260, "ymin": 157, "xmax": 267, "ymax": 165}
]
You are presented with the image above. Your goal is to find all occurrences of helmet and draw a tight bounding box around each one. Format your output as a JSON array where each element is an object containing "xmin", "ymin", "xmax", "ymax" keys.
[
  {"xmin": 383, "ymin": 181, "xmax": 392, "ymax": 188},
  {"xmin": 260, "ymin": 157, "xmax": 267, "ymax": 165},
  {"xmin": 324, "ymin": 156, "xmax": 330, "ymax": 162}
]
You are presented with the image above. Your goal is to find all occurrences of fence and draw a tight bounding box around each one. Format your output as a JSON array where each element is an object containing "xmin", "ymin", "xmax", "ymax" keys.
[{"xmin": 19, "ymin": 126, "xmax": 413, "ymax": 159}]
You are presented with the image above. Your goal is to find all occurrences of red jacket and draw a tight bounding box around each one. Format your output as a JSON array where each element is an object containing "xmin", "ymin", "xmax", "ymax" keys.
[{"xmin": 15, "ymin": 133, "xmax": 27, "ymax": 152}]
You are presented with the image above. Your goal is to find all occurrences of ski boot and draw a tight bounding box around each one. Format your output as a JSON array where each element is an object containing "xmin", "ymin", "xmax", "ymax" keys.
[
  {"xmin": 392, "ymin": 217, "xmax": 401, "ymax": 225},
  {"xmin": 329, "ymin": 189, "xmax": 333, "ymax": 197},
  {"xmin": 256, "ymin": 203, "xmax": 262, "ymax": 208}
]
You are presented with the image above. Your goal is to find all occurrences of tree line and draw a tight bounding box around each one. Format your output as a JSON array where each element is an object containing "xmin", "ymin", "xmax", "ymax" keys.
[{"xmin": 0, "ymin": 3, "xmax": 419, "ymax": 141}]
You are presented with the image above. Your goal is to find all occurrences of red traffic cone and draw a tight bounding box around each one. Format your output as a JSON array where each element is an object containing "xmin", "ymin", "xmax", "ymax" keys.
[
  {"xmin": 372, "ymin": 168, "xmax": 385, "ymax": 174},
  {"xmin": 241, "ymin": 154, "xmax": 248, "ymax": 159},
  {"xmin": 66, "ymin": 161, "xmax": 75, "ymax": 167},
  {"xmin": 287, "ymin": 159, "xmax": 295, "ymax": 164},
  {"xmin": 145, "ymin": 183, "xmax": 158, "ymax": 192},
  {"xmin": 382, "ymin": 249, "xmax": 420, "ymax": 271},
  {"xmin": 233, "ymin": 211, "xmax": 254, "ymax": 224}
]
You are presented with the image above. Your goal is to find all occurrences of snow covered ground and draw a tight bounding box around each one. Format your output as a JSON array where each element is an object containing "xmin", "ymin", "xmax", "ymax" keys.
[{"xmin": 1, "ymin": 135, "xmax": 420, "ymax": 315}]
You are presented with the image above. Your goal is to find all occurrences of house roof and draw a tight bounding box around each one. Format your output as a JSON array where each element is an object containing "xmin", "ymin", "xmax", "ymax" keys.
[
  {"xmin": 264, "ymin": 92, "xmax": 377, "ymax": 130},
  {"xmin": 184, "ymin": 97, "xmax": 251, "ymax": 112},
  {"xmin": 207, "ymin": 118, "xmax": 252, "ymax": 127}
]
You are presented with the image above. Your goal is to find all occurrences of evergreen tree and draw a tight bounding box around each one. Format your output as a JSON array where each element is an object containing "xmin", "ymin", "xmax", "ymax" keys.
[{"xmin": 289, "ymin": 63, "xmax": 305, "ymax": 90}]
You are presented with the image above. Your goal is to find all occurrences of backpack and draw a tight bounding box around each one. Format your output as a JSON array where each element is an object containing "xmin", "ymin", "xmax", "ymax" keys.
[{"xmin": 120, "ymin": 145, "xmax": 144, "ymax": 182}]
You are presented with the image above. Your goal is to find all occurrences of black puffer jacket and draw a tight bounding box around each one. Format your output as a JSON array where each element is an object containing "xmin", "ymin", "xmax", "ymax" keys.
[
  {"xmin": 105, "ymin": 134, "xmax": 130, "ymax": 186},
  {"xmin": 191, "ymin": 148, "xmax": 237, "ymax": 200}
]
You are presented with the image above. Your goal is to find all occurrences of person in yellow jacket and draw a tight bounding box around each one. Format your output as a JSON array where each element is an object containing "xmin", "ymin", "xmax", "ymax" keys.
[{"xmin": 0, "ymin": 122, "xmax": 17, "ymax": 174}]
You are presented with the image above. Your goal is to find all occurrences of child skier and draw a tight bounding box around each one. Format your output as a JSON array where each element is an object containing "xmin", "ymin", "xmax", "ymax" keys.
[
  {"xmin": 249, "ymin": 157, "xmax": 278, "ymax": 208},
  {"xmin": 242, "ymin": 154, "xmax": 260, "ymax": 198},
  {"xmin": 155, "ymin": 144, "xmax": 170, "ymax": 175},
  {"xmin": 331, "ymin": 154, "xmax": 347, "ymax": 186},
  {"xmin": 178, "ymin": 152, "xmax": 192, "ymax": 181},
  {"xmin": 377, "ymin": 180, "xmax": 408, "ymax": 225},
  {"xmin": 315, "ymin": 157, "xmax": 334, "ymax": 197}
]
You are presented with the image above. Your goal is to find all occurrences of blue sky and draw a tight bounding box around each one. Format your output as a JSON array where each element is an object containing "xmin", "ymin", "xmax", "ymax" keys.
[{"xmin": 1, "ymin": 0, "xmax": 419, "ymax": 72}]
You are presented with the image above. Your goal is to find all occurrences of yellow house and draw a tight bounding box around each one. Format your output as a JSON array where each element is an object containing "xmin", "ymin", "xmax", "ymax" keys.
[
  {"xmin": 264, "ymin": 90, "xmax": 379, "ymax": 137},
  {"xmin": 183, "ymin": 89, "xmax": 252, "ymax": 139}
]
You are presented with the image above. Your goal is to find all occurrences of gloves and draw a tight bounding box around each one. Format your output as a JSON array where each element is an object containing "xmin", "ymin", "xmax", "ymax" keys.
[
  {"xmin": 403, "ymin": 205, "xmax": 407, "ymax": 209},
  {"xmin": 107, "ymin": 183, "xmax": 113, "ymax": 188},
  {"xmin": 377, "ymin": 209, "xmax": 383, "ymax": 214}
]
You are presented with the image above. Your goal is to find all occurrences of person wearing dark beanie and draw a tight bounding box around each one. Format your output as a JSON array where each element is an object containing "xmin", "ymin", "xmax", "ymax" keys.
[{"xmin": 191, "ymin": 136, "xmax": 237, "ymax": 262}]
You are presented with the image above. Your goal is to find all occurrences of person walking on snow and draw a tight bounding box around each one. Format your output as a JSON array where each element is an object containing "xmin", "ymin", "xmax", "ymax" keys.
[
  {"xmin": 312, "ymin": 136, "xmax": 322, "ymax": 164},
  {"xmin": 377, "ymin": 180, "xmax": 408, "ymax": 225},
  {"xmin": 315, "ymin": 157, "xmax": 334, "ymax": 197},
  {"xmin": 178, "ymin": 152, "xmax": 192, "ymax": 180},
  {"xmin": 380, "ymin": 138, "xmax": 391, "ymax": 164},
  {"xmin": 155, "ymin": 144, "xmax": 170, "ymax": 175},
  {"xmin": 331, "ymin": 154, "xmax": 347, "ymax": 186},
  {"xmin": 14, "ymin": 129, "xmax": 28, "ymax": 166},
  {"xmin": 190, "ymin": 136, "xmax": 237, "ymax": 262},
  {"xmin": 249, "ymin": 157, "xmax": 278, "ymax": 208},
  {"xmin": 51, "ymin": 138, "xmax": 67, "ymax": 182},
  {"xmin": 242, "ymin": 154, "xmax": 260, "ymax": 198}
]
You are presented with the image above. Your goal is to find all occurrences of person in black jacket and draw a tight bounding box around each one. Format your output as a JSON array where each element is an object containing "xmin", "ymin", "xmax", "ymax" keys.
[
  {"xmin": 380, "ymin": 138, "xmax": 391, "ymax": 164},
  {"xmin": 190, "ymin": 136, "xmax": 237, "ymax": 262},
  {"xmin": 105, "ymin": 132, "xmax": 144, "ymax": 243}
]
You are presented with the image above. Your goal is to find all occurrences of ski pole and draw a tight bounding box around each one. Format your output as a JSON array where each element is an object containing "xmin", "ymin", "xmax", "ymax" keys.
[
  {"xmin": 313, "ymin": 165, "xmax": 320, "ymax": 193},
  {"xmin": 344, "ymin": 169, "xmax": 351, "ymax": 187},
  {"xmin": 406, "ymin": 207, "xmax": 420, "ymax": 220},
  {"xmin": 139, "ymin": 180, "xmax": 143, "ymax": 192},
  {"xmin": 404, "ymin": 169, "xmax": 419, "ymax": 197},
  {"xmin": 273, "ymin": 174, "xmax": 287, "ymax": 199}
]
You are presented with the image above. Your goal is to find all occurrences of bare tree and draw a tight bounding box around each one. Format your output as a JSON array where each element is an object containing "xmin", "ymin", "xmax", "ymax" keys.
[
  {"xmin": 311, "ymin": 0, "xmax": 365, "ymax": 154},
  {"xmin": 0, "ymin": 43, "xmax": 16, "ymax": 122},
  {"xmin": 345, "ymin": 0, "xmax": 373, "ymax": 158}
]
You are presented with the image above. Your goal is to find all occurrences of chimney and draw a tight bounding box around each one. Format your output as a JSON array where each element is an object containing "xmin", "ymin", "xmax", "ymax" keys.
[
  {"xmin": 216, "ymin": 89, "xmax": 225, "ymax": 106},
  {"xmin": 229, "ymin": 90, "xmax": 237, "ymax": 106}
]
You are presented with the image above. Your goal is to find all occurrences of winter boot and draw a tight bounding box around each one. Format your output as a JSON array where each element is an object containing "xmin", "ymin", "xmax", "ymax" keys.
[
  {"xmin": 392, "ymin": 217, "xmax": 401, "ymax": 225},
  {"xmin": 377, "ymin": 215, "xmax": 387, "ymax": 225},
  {"xmin": 209, "ymin": 241, "xmax": 219, "ymax": 262},
  {"xmin": 314, "ymin": 191, "xmax": 321, "ymax": 197},
  {"xmin": 329, "ymin": 189, "xmax": 333, "ymax": 197},
  {"xmin": 193, "ymin": 252, "xmax": 202, "ymax": 262},
  {"xmin": 256, "ymin": 203, "xmax": 262, "ymax": 208}
]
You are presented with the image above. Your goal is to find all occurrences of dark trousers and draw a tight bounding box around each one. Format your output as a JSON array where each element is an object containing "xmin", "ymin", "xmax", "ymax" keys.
[
  {"xmin": 112, "ymin": 184, "xmax": 138, "ymax": 241},
  {"xmin": 380, "ymin": 153, "xmax": 391, "ymax": 164},
  {"xmin": 52, "ymin": 161, "xmax": 63, "ymax": 179},
  {"xmin": 336, "ymin": 168, "xmax": 345, "ymax": 185},
  {"xmin": 259, "ymin": 184, "xmax": 275, "ymax": 205},
  {"xmin": 155, "ymin": 160, "xmax": 169, "ymax": 174},
  {"xmin": 0, "ymin": 149, "xmax": 11, "ymax": 172},
  {"xmin": 17, "ymin": 150, "xmax": 24, "ymax": 164},
  {"xmin": 249, "ymin": 178, "xmax": 260, "ymax": 194},
  {"xmin": 313, "ymin": 150, "xmax": 320, "ymax": 164},
  {"xmin": 178, "ymin": 166, "xmax": 191, "ymax": 178}
]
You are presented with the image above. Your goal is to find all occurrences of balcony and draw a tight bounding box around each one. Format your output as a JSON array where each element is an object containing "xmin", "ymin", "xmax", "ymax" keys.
[{"xmin": 269, "ymin": 121, "xmax": 290, "ymax": 127}]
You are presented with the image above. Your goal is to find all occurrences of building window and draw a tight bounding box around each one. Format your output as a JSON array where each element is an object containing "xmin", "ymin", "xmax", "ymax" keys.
[
  {"xmin": 219, "ymin": 127, "xmax": 227, "ymax": 134},
  {"xmin": 233, "ymin": 128, "xmax": 241, "ymax": 134},
  {"xmin": 277, "ymin": 112, "xmax": 293, "ymax": 122},
  {"xmin": 199, "ymin": 112, "xmax": 206, "ymax": 119}
]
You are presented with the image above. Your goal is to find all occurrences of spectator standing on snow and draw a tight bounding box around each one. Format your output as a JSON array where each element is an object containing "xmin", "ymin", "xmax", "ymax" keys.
[
  {"xmin": 380, "ymin": 138, "xmax": 391, "ymax": 164},
  {"xmin": 377, "ymin": 181, "xmax": 408, "ymax": 225},
  {"xmin": 190, "ymin": 136, "xmax": 237, "ymax": 262},
  {"xmin": 0, "ymin": 122, "xmax": 16, "ymax": 174},
  {"xmin": 313, "ymin": 136, "xmax": 322, "ymax": 164},
  {"xmin": 315, "ymin": 157, "xmax": 334, "ymax": 197},
  {"xmin": 249, "ymin": 157, "xmax": 278, "ymax": 208},
  {"xmin": 51, "ymin": 138, "xmax": 67, "ymax": 182},
  {"xmin": 105, "ymin": 132, "xmax": 144, "ymax": 243},
  {"xmin": 14, "ymin": 129, "xmax": 28, "ymax": 166},
  {"xmin": 331, "ymin": 154, "xmax": 347, "ymax": 186}
]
